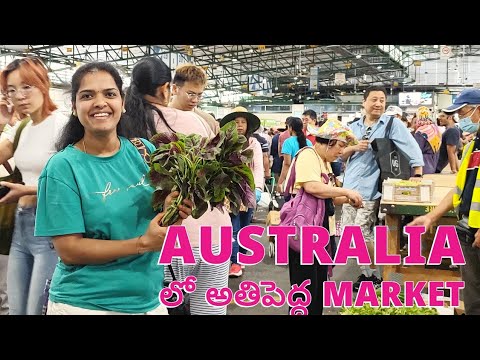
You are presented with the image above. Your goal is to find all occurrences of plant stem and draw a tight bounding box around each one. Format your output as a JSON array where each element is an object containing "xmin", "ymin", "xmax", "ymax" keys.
[{"xmin": 160, "ymin": 193, "xmax": 183, "ymax": 226}]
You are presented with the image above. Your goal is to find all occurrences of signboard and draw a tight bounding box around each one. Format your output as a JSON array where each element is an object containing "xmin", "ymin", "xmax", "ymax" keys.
[
  {"xmin": 334, "ymin": 73, "xmax": 346, "ymax": 86},
  {"xmin": 440, "ymin": 45, "xmax": 453, "ymax": 59},
  {"xmin": 398, "ymin": 92, "xmax": 433, "ymax": 106}
]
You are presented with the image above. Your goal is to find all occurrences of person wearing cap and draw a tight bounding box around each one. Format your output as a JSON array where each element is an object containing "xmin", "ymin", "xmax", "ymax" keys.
[
  {"xmin": 341, "ymin": 86, "xmax": 424, "ymax": 291},
  {"xmin": 220, "ymin": 107, "xmax": 264, "ymax": 278},
  {"xmin": 409, "ymin": 88, "xmax": 480, "ymax": 315},
  {"xmin": 385, "ymin": 105, "xmax": 403, "ymax": 120},
  {"xmin": 413, "ymin": 106, "xmax": 442, "ymax": 175},
  {"xmin": 435, "ymin": 110, "xmax": 461, "ymax": 174},
  {"xmin": 287, "ymin": 119, "xmax": 363, "ymax": 315}
]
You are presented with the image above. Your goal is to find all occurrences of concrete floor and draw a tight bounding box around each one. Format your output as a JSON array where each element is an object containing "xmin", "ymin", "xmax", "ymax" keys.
[{"xmin": 226, "ymin": 205, "xmax": 362, "ymax": 315}]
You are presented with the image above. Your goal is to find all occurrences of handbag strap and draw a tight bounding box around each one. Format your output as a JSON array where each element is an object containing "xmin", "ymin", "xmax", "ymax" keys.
[
  {"xmin": 1, "ymin": 117, "xmax": 31, "ymax": 175},
  {"xmin": 284, "ymin": 146, "xmax": 323, "ymax": 194},
  {"xmin": 129, "ymin": 137, "xmax": 151, "ymax": 165},
  {"xmin": 384, "ymin": 115, "xmax": 395, "ymax": 139},
  {"xmin": 168, "ymin": 264, "xmax": 177, "ymax": 281},
  {"xmin": 1, "ymin": 161, "xmax": 13, "ymax": 175}
]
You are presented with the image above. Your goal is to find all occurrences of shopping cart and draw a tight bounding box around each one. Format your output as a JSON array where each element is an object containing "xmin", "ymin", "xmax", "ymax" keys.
[
  {"xmin": 264, "ymin": 177, "xmax": 284, "ymax": 212},
  {"xmin": 263, "ymin": 177, "xmax": 285, "ymax": 258}
]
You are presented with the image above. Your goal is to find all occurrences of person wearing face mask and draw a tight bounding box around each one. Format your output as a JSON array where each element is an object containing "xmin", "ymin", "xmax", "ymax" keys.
[{"xmin": 409, "ymin": 88, "xmax": 480, "ymax": 315}]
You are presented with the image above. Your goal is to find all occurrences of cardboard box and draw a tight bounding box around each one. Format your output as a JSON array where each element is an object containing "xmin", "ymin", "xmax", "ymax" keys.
[{"xmin": 382, "ymin": 178, "xmax": 434, "ymax": 203}]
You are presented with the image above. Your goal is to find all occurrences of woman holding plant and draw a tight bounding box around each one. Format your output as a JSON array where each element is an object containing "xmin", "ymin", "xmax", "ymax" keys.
[
  {"xmin": 124, "ymin": 57, "xmax": 234, "ymax": 315},
  {"xmin": 34, "ymin": 62, "xmax": 192, "ymax": 315}
]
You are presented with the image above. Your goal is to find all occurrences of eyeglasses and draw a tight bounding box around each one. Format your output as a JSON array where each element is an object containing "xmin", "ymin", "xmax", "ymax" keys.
[
  {"xmin": 457, "ymin": 106, "xmax": 478, "ymax": 120},
  {"xmin": 6, "ymin": 85, "xmax": 36, "ymax": 100},
  {"xmin": 185, "ymin": 91, "xmax": 203, "ymax": 100},
  {"xmin": 362, "ymin": 126, "xmax": 372, "ymax": 140},
  {"xmin": 184, "ymin": 90, "xmax": 203, "ymax": 100}
]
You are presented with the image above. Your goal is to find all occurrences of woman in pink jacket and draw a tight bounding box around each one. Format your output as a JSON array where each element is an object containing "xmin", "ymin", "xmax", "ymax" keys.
[{"xmin": 124, "ymin": 57, "xmax": 232, "ymax": 315}]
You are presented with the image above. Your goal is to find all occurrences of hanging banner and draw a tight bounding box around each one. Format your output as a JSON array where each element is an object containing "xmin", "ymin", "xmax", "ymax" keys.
[
  {"xmin": 309, "ymin": 66, "xmax": 319, "ymax": 90},
  {"xmin": 334, "ymin": 72, "xmax": 346, "ymax": 86}
]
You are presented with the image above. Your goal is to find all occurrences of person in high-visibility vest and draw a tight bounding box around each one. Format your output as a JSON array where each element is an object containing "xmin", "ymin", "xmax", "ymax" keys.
[{"xmin": 409, "ymin": 88, "xmax": 480, "ymax": 315}]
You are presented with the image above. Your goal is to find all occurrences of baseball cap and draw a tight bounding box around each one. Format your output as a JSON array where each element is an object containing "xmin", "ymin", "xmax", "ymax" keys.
[
  {"xmin": 385, "ymin": 105, "xmax": 403, "ymax": 116},
  {"xmin": 443, "ymin": 88, "xmax": 480, "ymax": 113}
]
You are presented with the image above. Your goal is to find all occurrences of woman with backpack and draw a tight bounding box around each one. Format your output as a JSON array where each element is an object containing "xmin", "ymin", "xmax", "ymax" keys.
[{"xmin": 285, "ymin": 119, "xmax": 363, "ymax": 315}]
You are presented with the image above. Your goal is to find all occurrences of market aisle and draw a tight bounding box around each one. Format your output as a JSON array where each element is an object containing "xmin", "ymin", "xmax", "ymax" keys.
[{"xmin": 226, "ymin": 206, "xmax": 362, "ymax": 315}]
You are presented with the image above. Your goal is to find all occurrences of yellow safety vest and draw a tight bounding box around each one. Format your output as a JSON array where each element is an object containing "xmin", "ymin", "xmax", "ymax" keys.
[{"xmin": 453, "ymin": 140, "xmax": 480, "ymax": 227}]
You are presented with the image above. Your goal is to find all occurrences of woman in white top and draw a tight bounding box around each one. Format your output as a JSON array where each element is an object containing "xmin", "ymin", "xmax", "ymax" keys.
[{"xmin": 0, "ymin": 57, "xmax": 68, "ymax": 315}]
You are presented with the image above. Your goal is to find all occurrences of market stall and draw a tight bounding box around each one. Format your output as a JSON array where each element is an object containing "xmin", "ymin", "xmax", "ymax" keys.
[{"xmin": 380, "ymin": 173, "xmax": 461, "ymax": 283}]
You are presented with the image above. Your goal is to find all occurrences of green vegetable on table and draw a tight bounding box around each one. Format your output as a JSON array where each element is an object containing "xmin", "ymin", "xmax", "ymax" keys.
[{"xmin": 340, "ymin": 288, "xmax": 438, "ymax": 315}]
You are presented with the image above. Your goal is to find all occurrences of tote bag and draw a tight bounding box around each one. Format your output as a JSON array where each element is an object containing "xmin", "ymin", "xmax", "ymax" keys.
[
  {"xmin": 370, "ymin": 116, "xmax": 411, "ymax": 192},
  {"xmin": 0, "ymin": 118, "xmax": 30, "ymax": 255}
]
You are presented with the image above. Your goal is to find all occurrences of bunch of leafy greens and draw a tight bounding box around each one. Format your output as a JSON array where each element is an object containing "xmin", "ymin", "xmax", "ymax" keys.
[
  {"xmin": 148, "ymin": 121, "xmax": 255, "ymax": 226},
  {"xmin": 340, "ymin": 288, "xmax": 438, "ymax": 315}
]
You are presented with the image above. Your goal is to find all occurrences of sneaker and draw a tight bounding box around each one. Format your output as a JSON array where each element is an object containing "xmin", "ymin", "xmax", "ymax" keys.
[
  {"xmin": 352, "ymin": 274, "xmax": 369, "ymax": 292},
  {"xmin": 241, "ymin": 264, "xmax": 245, "ymax": 270},
  {"xmin": 229, "ymin": 264, "xmax": 243, "ymax": 277}
]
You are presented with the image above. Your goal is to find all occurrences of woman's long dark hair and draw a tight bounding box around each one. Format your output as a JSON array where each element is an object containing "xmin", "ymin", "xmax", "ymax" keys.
[
  {"xmin": 124, "ymin": 57, "xmax": 172, "ymax": 140},
  {"xmin": 56, "ymin": 62, "xmax": 128, "ymax": 151},
  {"xmin": 288, "ymin": 116, "xmax": 308, "ymax": 149}
]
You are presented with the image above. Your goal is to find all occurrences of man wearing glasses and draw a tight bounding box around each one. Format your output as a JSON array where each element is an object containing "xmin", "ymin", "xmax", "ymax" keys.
[
  {"xmin": 170, "ymin": 63, "xmax": 220, "ymax": 135},
  {"xmin": 340, "ymin": 86, "xmax": 424, "ymax": 292},
  {"xmin": 409, "ymin": 88, "xmax": 480, "ymax": 315}
]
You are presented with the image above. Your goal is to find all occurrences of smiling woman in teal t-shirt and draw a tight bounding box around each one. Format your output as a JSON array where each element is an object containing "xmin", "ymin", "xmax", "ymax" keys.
[{"xmin": 34, "ymin": 62, "xmax": 192, "ymax": 315}]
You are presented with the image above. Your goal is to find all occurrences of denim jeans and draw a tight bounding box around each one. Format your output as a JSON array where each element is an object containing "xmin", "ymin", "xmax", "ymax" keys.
[
  {"xmin": 230, "ymin": 208, "xmax": 254, "ymax": 264},
  {"xmin": 0, "ymin": 254, "xmax": 8, "ymax": 315},
  {"xmin": 7, "ymin": 206, "xmax": 58, "ymax": 315}
]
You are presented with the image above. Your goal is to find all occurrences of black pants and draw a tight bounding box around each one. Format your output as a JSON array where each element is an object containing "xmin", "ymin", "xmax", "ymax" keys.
[{"xmin": 288, "ymin": 247, "xmax": 328, "ymax": 315}]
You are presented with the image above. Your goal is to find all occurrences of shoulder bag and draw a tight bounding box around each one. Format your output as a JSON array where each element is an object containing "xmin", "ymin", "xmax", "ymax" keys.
[{"xmin": 0, "ymin": 118, "xmax": 30, "ymax": 255}]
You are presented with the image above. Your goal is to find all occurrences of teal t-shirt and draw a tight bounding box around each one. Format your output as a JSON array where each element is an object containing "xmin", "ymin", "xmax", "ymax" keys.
[
  {"xmin": 281, "ymin": 136, "xmax": 313, "ymax": 158},
  {"xmin": 35, "ymin": 136, "xmax": 162, "ymax": 313}
]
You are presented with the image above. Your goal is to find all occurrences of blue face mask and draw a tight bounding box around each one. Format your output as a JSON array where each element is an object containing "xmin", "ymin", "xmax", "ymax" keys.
[{"xmin": 459, "ymin": 117, "xmax": 479, "ymax": 134}]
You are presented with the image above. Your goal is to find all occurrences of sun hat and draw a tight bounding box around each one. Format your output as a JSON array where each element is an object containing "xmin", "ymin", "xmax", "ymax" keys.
[
  {"xmin": 443, "ymin": 88, "xmax": 480, "ymax": 113},
  {"xmin": 309, "ymin": 119, "xmax": 358, "ymax": 146},
  {"xmin": 220, "ymin": 106, "xmax": 261, "ymax": 134}
]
